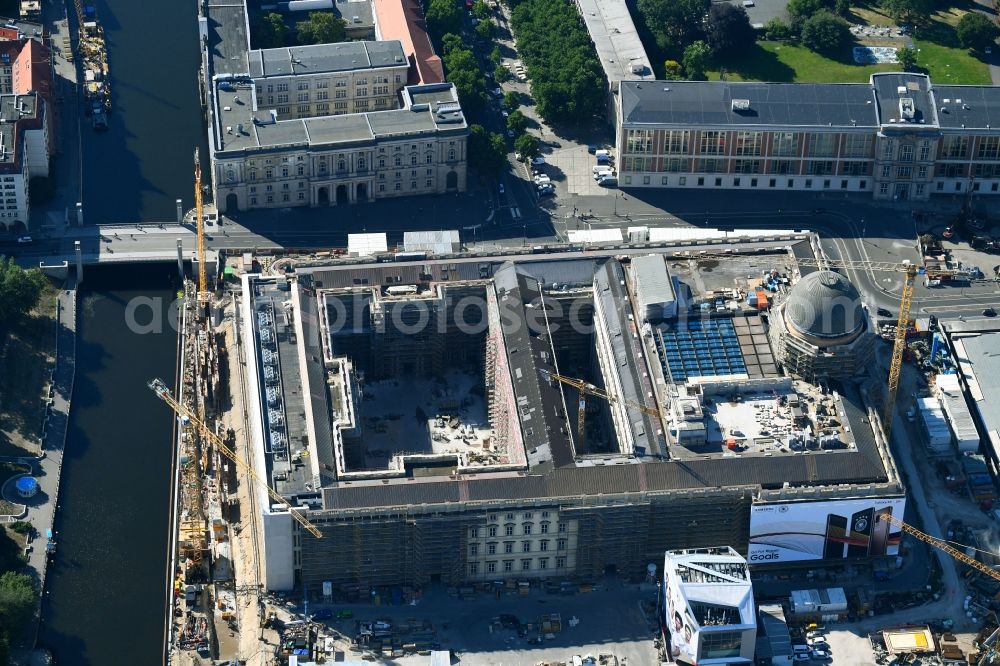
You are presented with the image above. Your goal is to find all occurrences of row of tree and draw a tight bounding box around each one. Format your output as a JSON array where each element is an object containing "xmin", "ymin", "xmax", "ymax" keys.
[
  {"xmin": 441, "ymin": 34, "xmax": 489, "ymax": 115},
  {"xmin": 0, "ymin": 523, "xmax": 37, "ymax": 663},
  {"xmin": 508, "ymin": 0, "xmax": 605, "ymax": 124},
  {"xmin": 251, "ymin": 11, "xmax": 347, "ymax": 49}
]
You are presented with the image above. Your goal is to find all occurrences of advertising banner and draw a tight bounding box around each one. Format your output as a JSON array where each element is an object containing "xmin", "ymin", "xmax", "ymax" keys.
[
  {"xmin": 748, "ymin": 497, "xmax": 906, "ymax": 563},
  {"xmin": 663, "ymin": 570, "xmax": 699, "ymax": 665}
]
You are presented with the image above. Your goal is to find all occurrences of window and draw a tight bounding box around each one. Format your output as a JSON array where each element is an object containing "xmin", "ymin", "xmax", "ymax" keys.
[
  {"xmin": 504, "ymin": 561, "xmax": 513, "ymax": 572},
  {"xmin": 918, "ymin": 141, "xmax": 931, "ymax": 161},
  {"xmin": 697, "ymin": 177, "xmax": 704, "ymax": 186},
  {"xmin": 699, "ymin": 131, "xmax": 725, "ymax": 155},
  {"xmin": 557, "ymin": 538, "xmax": 567, "ymax": 550},
  {"xmin": 843, "ymin": 161, "xmax": 869, "ymax": 176},
  {"xmin": 734, "ymin": 159, "xmax": 761, "ymax": 174},
  {"xmin": 807, "ymin": 133, "xmax": 835, "ymax": 157},
  {"xmin": 266, "ymin": 194, "xmax": 274, "ymax": 204},
  {"xmin": 769, "ymin": 178, "xmax": 776, "ymax": 187},
  {"xmin": 448, "ymin": 149, "xmax": 456, "ymax": 161},
  {"xmin": 735, "ymin": 131, "xmax": 762, "ymax": 156},
  {"xmin": 335, "ymin": 89, "xmax": 347, "ymax": 99},
  {"xmin": 881, "ymin": 165, "xmax": 892, "ymax": 178},
  {"xmin": 469, "ymin": 563, "xmax": 478, "ymax": 575},
  {"xmin": 772, "ymin": 132, "xmax": 799, "ymax": 157},
  {"xmin": 277, "ymin": 83, "xmax": 288, "ymax": 92},
  {"xmin": 411, "ymin": 155, "xmax": 418, "ymax": 165},
  {"xmin": 807, "ymin": 161, "xmax": 834, "ymax": 175},
  {"xmin": 523, "ymin": 524, "xmax": 532, "ymax": 535},
  {"xmin": 665, "ymin": 130, "xmax": 689, "ymax": 154},
  {"xmin": 805, "ymin": 179, "xmax": 813, "ymax": 188},
  {"xmin": 916, "ymin": 183, "xmax": 926, "ymax": 196},
  {"xmin": 642, "ymin": 175, "xmax": 650, "ymax": 184},
  {"xmin": 487, "ymin": 561, "xmax": 497, "ymax": 573},
  {"xmin": 842, "ymin": 134, "xmax": 873, "ymax": 158},
  {"xmin": 504, "ymin": 542, "xmax": 514, "ymax": 554},
  {"xmin": 662, "ymin": 158, "xmax": 689, "ymax": 172},
  {"xmin": 787, "ymin": 179, "xmax": 794, "ymax": 187},
  {"xmin": 626, "ymin": 129, "xmax": 653, "ymax": 153},
  {"xmin": 841, "ymin": 180, "xmax": 848, "ymax": 189},
  {"xmin": 880, "ymin": 183, "xmax": 890, "ymax": 195},
  {"xmin": 751, "ymin": 177, "xmax": 758, "ymax": 187},
  {"xmin": 488, "ymin": 526, "xmax": 497, "ymax": 537},
  {"xmin": 282, "ymin": 167, "xmax": 289, "ymax": 178},
  {"xmin": 357, "ymin": 88, "xmax": 368, "ymax": 97},
  {"xmin": 977, "ymin": 136, "xmax": 1000, "ymax": 160},
  {"xmin": 539, "ymin": 558, "xmax": 548, "ymax": 570},
  {"xmin": 897, "ymin": 166, "xmax": 912, "ymax": 180},
  {"xmin": 521, "ymin": 559, "xmax": 531, "ymax": 571},
  {"xmin": 488, "ymin": 542, "xmax": 497, "ymax": 555},
  {"xmin": 277, "ymin": 94, "xmax": 288, "ymax": 103},
  {"xmin": 522, "ymin": 541, "xmax": 531, "ymax": 553},
  {"xmin": 881, "ymin": 139, "xmax": 895, "ymax": 159},
  {"xmin": 771, "ymin": 160, "xmax": 794, "ymax": 175},
  {"xmin": 696, "ymin": 158, "xmax": 723, "ymax": 174},
  {"xmin": 470, "ymin": 544, "xmax": 478, "ymax": 556},
  {"xmin": 556, "ymin": 557, "xmax": 566, "ymax": 568},
  {"xmin": 558, "ymin": 523, "xmax": 567, "ymax": 533},
  {"xmin": 918, "ymin": 166, "xmax": 928, "ymax": 179},
  {"xmin": 540, "ymin": 523, "xmax": 549, "ymax": 534},
  {"xmin": 662, "ymin": 176, "xmax": 668, "ymax": 185},
  {"xmin": 715, "ymin": 177, "xmax": 722, "ymax": 187},
  {"xmin": 823, "ymin": 179, "xmax": 830, "ymax": 189},
  {"xmin": 898, "ymin": 144, "xmax": 915, "ymax": 162},
  {"xmin": 316, "ymin": 80, "xmax": 329, "ymax": 89},
  {"xmin": 701, "ymin": 631, "xmax": 744, "ymax": 659},
  {"xmin": 734, "ymin": 178, "xmax": 740, "ymax": 187},
  {"xmin": 250, "ymin": 196, "xmax": 257, "ymax": 205},
  {"xmin": 297, "ymin": 92, "xmax": 309, "ymax": 102},
  {"xmin": 410, "ymin": 181, "xmax": 417, "ymax": 190},
  {"xmin": 540, "ymin": 540, "xmax": 549, "ymax": 551},
  {"xmin": 426, "ymin": 179, "xmax": 432, "ymax": 187},
  {"xmin": 282, "ymin": 193, "xmax": 289, "ymax": 202},
  {"xmin": 941, "ymin": 135, "xmax": 969, "ymax": 159}
]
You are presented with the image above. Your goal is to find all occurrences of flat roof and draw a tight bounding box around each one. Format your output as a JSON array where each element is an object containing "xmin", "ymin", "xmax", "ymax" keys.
[
  {"xmin": 871, "ymin": 72, "xmax": 937, "ymax": 127},
  {"xmin": 621, "ymin": 80, "xmax": 879, "ymax": 129},
  {"xmin": 575, "ymin": 0, "xmax": 651, "ymax": 87},
  {"xmin": 248, "ymin": 40, "xmax": 406, "ymax": 78},
  {"xmin": 954, "ymin": 330, "xmax": 1000, "ymax": 445},
  {"xmin": 348, "ymin": 232, "xmax": 388, "ymax": 256},
  {"xmin": 935, "ymin": 85, "xmax": 1000, "ymax": 130}
]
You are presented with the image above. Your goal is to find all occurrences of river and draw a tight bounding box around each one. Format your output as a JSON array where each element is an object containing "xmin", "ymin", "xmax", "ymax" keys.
[
  {"xmin": 40, "ymin": 264, "xmax": 180, "ymax": 665},
  {"xmin": 80, "ymin": 0, "xmax": 207, "ymax": 224}
]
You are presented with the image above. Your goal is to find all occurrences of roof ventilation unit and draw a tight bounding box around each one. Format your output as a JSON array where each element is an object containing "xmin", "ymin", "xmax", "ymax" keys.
[
  {"xmin": 898, "ymin": 97, "xmax": 915, "ymax": 121},
  {"xmin": 731, "ymin": 99, "xmax": 751, "ymax": 111}
]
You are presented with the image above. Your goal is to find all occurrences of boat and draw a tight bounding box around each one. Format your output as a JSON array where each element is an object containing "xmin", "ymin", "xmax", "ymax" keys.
[{"xmin": 78, "ymin": 4, "xmax": 111, "ymax": 122}]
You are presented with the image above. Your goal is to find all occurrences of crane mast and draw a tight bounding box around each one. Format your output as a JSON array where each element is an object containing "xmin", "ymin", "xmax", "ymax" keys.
[
  {"xmin": 194, "ymin": 148, "xmax": 207, "ymax": 301},
  {"xmin": 149, "ymin": 378, "xmax": 323, "ymax": 538}
]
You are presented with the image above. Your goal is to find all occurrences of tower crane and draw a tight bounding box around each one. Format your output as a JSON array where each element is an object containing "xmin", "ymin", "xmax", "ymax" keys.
[
  {"xmin": 540, "ymin": 369, "xmax": 661, "ymax": 446},
  {"xmin": 148, "ymin": 378, "xmax": 323, "ymax": 538},
  {"xmin": 876, "ymin": 512, "xmax": 1000, "ymax": 583},
  {"xmin": 684, "ymin": 252, "xmax": 968, "ymax": 438},
  {"xmin": 194, "ymin": 148, "xmax": 208, "ymax": 303}
]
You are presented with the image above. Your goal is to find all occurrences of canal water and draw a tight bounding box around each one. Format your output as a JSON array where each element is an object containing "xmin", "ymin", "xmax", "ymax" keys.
[
  {"xmin": 80, "ymin": 0, "xmax": 207, "ymax": 224},
  {"xmin": 41, "ymin": 264, "xmax": 180, "ymax": 665}
]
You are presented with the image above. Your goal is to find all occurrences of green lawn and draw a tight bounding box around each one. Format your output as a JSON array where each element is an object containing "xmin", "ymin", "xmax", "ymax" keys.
[{"xmin": 710, "ymin": 36, "xmax": 990, "ymax": 85}]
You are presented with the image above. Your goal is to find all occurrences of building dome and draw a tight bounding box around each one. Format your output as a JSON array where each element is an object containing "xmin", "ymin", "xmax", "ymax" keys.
[{"xmin": 784, "ymin": 271, "xmax": 866, "ymax": 343}]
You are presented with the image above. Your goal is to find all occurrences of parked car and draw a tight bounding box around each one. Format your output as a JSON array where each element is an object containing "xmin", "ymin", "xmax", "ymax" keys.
[
  {"xmin": 984, "ymin": 308, "xmax": 997, "ymax": 317},
  {"xmin": 515, "ymin": 152, "xmax": 524, "ymax": 161},
  {"xmin": 877, "ymin": 308, "xmax": 893, "ymax": 318},
  {"xmin": 530, "ymin": 156, "xmax": 545, "ymax": 166},
  {"xmin": 793, "ymin": 655, "xmax": 811, "ymax": 663},
  {"xmin": 335, "ymin": 609, "xmax": 354, "ymax": 619},
  {"xmin": 16, "ymin": 235, "xmax": 32, "ymax": 244},
  {"xmin": 808, "ymin": 640, "xmax": 830, "ymax": 651},
  {"xmin": 806, "ymin": 631, "xmax": 825, "ymax": 640},
  {"xmin": 593, "ymin": 165, "xmax": 614, "ymax": 174},
  {"xmin": 498, "ymin": 183, "xmax": 505, "ymax": 195},
  {"xmin": 587, "ymin": 144, "xmax": 599, "ymax": 154},
  {"xmin": 311, "ymin": 609, "xmax": 333, "ymax": 620},
  {"xmin": 811, "ymin": 649, "xmax": 831, "ymax": 660},
  {"xmin": 597, "ymin": 176, "xmax": 617, "ymax": 187}
]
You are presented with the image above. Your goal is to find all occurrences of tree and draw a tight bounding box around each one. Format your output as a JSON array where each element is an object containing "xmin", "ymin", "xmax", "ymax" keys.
[
  {"xmin": 426, "ymin": 0, "xmax": 463, "ymax": 43},
  {"xmin": 506, "ymin": 109, "xmax": 528, "ymax": 134},
  {"xmin": 468, "ymin": 125, "xmax": 508, "ymax": 174},
  {"xmin": 704, "ymin": 3, "xmax": 755, "ymax": 57},
  {"xmin": 0, "ymin": 572, "xmax": 36, "ymax": 638},
  {"xmin": 443, "ymin": 44, "xmax": 488, "ymax": 113},
  {"xmin": 494, "ymin": 64, "xmax": 512, "ymax": 82},
  {"xmin": 664, "ymin": 59, "xmax": 684, "ymax": 79},
  {"xmin": 682, "ymin": 40, "xmax": 711, "ymax": 80},
  {"xmin": 442, "ymin": 32, "xmax": 465, "ymax": 55},
  {"xmin": 514, "ymin": 133, "xmax": 540, "ymax": 158},
  {"xmin": 801, "ymin": 11, "xmax": 851, "ymax": 53},
  {"xmin": 296, "ymin": 11, "xmax": 346, "ymax": 44},
  {"xmin": 636, "ymin": 0, "xmax": 710, "ymax": 56},
  {"xmin": 252, "ymin": 12, "xmax": 287, "ymax": 49},
  {"xmin": 503, "ymin": 91, "xmax": 519, "ymax": 110},
  {"xmin": 764, "ymin": 17, "xmax": 792, "ymax": 40},
  {"xmin": 879, "ymin": 0, "xmax": 933, "ymax": 24},
  {"xmin": 490, "ymin": 46, "xmax": 503, "ymax": 65},
  {"xmin": 786, "ymin": 0, "xmax": 827, "ymax": 28},
  {"xmin": 475, "ymin": 19, "xmax": 495, "ymax": 41},
  {"xmin": 0, "ymin": 258, "xmax": 46, "ymax": 321},
  {"xmin": 956, "ymin": 12, "xmax": 999, "ymax": 51},
  {"xmin": 896, "ymin": 46, "xmax": 918, "ymax": 70},
  {"xmin": 472, "ymin": 0, "xmax": 490, "ymax": 19}
]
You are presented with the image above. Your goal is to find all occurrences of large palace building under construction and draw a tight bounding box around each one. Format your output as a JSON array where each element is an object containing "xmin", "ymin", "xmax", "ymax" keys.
[{"xmin": 239, "ymin": 237, "xmax": 905, "ymax": 596}]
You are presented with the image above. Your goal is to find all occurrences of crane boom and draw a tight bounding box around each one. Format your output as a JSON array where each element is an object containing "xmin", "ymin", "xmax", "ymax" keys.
[
  {"xmin": 149, "ymin": 378, "xmax": 323, "ymax": 538},
  {"xmin": 877, "ymin": 512, "xmax": 1000, "ymax": 583},
  {"xmin": 541, "ymin": 369, "xmax": 661, "ymax": 445},
  {"xmin": 194, "ymin": 148, "xmax": 207, "ymax": 300}
]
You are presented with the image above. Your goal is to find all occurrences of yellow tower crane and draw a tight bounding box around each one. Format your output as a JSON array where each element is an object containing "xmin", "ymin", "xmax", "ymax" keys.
[
  {"xmin": 148, "ymin": 378, "xmax": 323, "ymax": 538},
  {"xmin": 540, "ymin": 369, "xmax": 661, "ymax": 447},
  {"xmin": 194, "ymin": 148, "xmax": 208, "ymax": 302},
  {"xmin": 876, "ymin": 512, "xmax": 1000, "ymax": 583},
  {"xmin": 683, "ymin": 252, "xmax": 965, "ymax": 439}
]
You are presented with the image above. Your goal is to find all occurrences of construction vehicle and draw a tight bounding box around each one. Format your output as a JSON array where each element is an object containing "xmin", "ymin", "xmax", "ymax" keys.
[
  {"xmin": 194, "ymin": 148, "xmax": 208, "ymax": 303},
  {"xmin": 540, "ymin": 369, "xmax": 660, "ymax": 446},
  {"xmin": 685, "ymin": 252, "xmax": 969, "ymax": 439},
  {"xmin": 876, "ymin": 512, "xmax": 1000, "ymax": 583},
  {"xmin": 148, "ymin": 378, "xmax": 323, "ymax": 538}
]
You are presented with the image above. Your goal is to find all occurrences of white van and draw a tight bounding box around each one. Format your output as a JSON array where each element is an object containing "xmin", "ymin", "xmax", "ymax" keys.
[
  {"xmin": 597, "ymin": 176, "xmax": 618, "ymax": 187},
  {"xmin": 594, "ymin": 149, "xmax": 611, "ymax": 158},
  {"xmin": 593, "ymin": 165, "xmax": 614, "ymax": 175},
  {"xmin": 792, "ymin": 645, "xmax": 811, "ymax": 654}
]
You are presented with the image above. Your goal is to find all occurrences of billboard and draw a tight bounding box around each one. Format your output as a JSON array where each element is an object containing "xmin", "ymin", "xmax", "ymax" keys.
[
  {"xmin": 748, "ymin": 497, "xmax": 906, "ymax": 564},
  {"xmin": 663, "ymin": 569, "xmax": 698, "ymax": 666}
]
